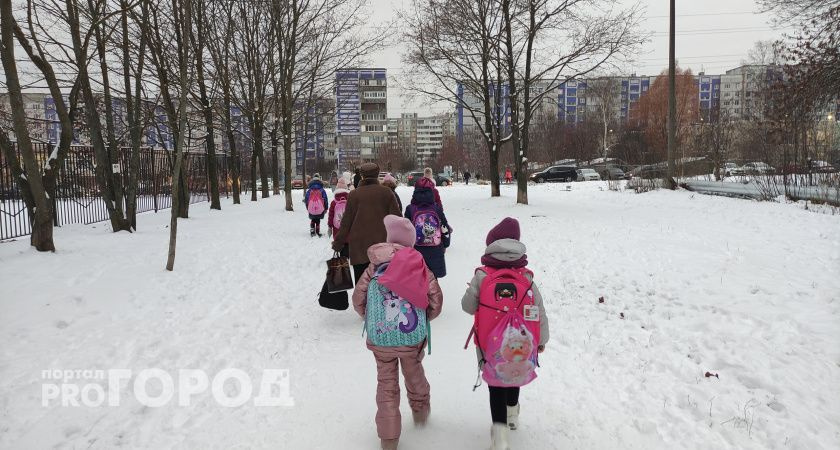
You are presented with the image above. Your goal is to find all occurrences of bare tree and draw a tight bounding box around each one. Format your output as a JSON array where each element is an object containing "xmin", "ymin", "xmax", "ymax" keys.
[
  {"xmin": 161, "ymin": 0, "xmax": 192, "ymax": 271},
  {"xmin": 122, "ymin": 0, "xmax": 147, "ymax": 229},
  {"xmin": 1, "ymin": 2, "xmax": 56, "ymax": 251},
  {"xmin": 66, "ymin": 0, "xmax": 133, "ymax": 231},
  {"xmin": 2, "ymin": 0, "xmax": 89, "ymax": 250},
  {"xmin": 585, "ymin": 75, "xmax": 620, "ymax": 162},
  {"xmin": 205, "ymin": 0, "xmax": 241, "ymax": 204},
  {"xmin": 270, "ymin": 0, "xmax": 386, "ymax": 211},
  {"xmin": 230, "ymin": 0, "xmax": 276, "ymax": 202},
  {"xmin": 402, "ymin": 0, "xmax": 509, "ymax": 196},
  {"xmin": 190, "ymin": 0, "xmax": 221, "ymax": 210}
]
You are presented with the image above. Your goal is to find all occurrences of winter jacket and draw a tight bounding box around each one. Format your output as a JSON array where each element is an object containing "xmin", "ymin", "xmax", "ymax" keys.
[
  {"xmin": 390, "ymin": 187, "xmax": 403, "ymax": 213},
  {"xmin": 327, "ymin": 190, "xmax": 349, "ymax": 236},
  {"xmin": 353, "ymin": 242, "xmax": 444, "ymax": 351},
  {"xmin": 332, "ymin": 178, "xmax": 401, "ymax": 264},
  {"xmin": 461, "ymin": 238, "xmax": 550, "ymax": 362},
  {"xmin": 405, "ymin": 188, "xmax": 449, "ymax": 278},
  {"xmin": 303, "ymin": 180, "xmax": 329, "ymax": 219},
  {"xmin": 416, "ymin": 177, "xmax": 443, "ymax": 209}
]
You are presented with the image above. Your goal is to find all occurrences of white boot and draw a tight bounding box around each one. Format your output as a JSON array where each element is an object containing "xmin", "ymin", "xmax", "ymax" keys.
[
  {"xmin": 491, "ymin": 423, "xmax": 510, "ymax": 450},
  {"xmin": 507, "ymin": 404, "xmax": 520, "ymax": 430}
]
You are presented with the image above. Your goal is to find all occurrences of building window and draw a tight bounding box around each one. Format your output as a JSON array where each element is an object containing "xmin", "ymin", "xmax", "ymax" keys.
[{"xmin": 363, "ymin": 91, "xmax": 386, "ymax": 99}]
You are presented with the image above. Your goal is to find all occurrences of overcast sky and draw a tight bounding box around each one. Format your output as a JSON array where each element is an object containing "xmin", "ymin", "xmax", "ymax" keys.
[{"xmin": 367, "ymin": 0, "xmax": 791, "ymax": 117}]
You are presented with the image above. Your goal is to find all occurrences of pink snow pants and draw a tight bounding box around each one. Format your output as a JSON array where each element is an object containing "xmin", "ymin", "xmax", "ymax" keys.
[{"xmin": 371, "ymin": 343, "xmax": 430, "ymax": 440}]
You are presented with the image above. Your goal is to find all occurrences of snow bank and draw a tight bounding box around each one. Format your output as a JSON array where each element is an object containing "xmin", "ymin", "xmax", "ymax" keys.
[{"xmin": 1, "ymin": 183, "xmax": 838, "ymax": 449}]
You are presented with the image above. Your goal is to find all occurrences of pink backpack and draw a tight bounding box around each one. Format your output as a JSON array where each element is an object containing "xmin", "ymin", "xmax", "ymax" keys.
[
  {"xmin": 332, "ymin": 197, "xmax": 347, "ymax": 230},
  {"xmin": 307, "ymin": 188, "xmax": 325, "ymax": 215},
  {"xmin": 467, "ymin": 266, "xmax": 540, "ymax": 387}
]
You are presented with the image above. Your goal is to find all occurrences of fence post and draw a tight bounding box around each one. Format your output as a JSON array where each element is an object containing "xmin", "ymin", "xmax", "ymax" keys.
[
  {"xmin": 151, "ymin": 149, "xmax": 158, "ymax": 213},
  {"xmin": 48, "ymin": 143, "xmax": 59, "ymax": 227}
]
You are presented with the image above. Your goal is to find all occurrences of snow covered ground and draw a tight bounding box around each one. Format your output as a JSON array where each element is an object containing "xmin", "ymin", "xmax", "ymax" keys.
[{"xmin": 1, "ymin": 182, "xmax": 838, "ymax": 449}]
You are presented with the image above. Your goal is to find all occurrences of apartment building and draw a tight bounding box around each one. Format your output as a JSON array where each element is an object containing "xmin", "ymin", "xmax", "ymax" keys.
[{"xmin": 335, "ymin": 68, "xmax": 387, "ymax": 171}]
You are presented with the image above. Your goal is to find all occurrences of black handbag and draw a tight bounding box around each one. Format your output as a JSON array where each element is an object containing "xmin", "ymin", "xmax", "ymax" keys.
[
  {"xmin": 325, "ymin": 252, "xmax": 354, "ymax": 292},
  {"xmin": 318, "ymin": 280, "xmax": 349, "ymax": 310}
]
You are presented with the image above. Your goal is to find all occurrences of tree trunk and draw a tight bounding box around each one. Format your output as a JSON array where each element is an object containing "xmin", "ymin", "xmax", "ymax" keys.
[
  {"xmin": 166, "ymin": 0, "xmax": 192, "ymax": 271},
  {"xmin": 271, "ymin": 130, "xmax": 280, "ymax": 195},
  {"xmin": 282, "ymin": 93, "xmax": 294, "ymax": 211},
  {"xmin": 122, "ymin": 0, "xmax": 145, "ymax": 229},
  {"xmin": 0, "ymin": 4, "xmax": 54, "ymax": 251},
  {"xmin": 69, "ymin": 0, "xmax": 130, "ymax": 231},
  {"xmin": 91, "ymin": 0, "xmax": 129, "ymax": 225},
  {"xmin": 250, "ymin": 148, "xmax": 258, "ymax": 202},
  {"xmin": 256, "ymin": 124, "xmax": 269, "ymax": 198},
  {"xmin": 192, "ymin": 6, "xmax": 221, "ymax": 210}
]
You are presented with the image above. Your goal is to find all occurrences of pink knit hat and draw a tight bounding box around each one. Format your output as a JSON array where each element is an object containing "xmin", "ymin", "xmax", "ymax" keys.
[
  {"xmin": 383, "ymin": 173, "xmax": 396, "ymax": 184},
  {"xmin": 384, "ymin": 215, "xmax": 415, "ymax": 247},
  {"xmin": 336, "ymin": 177, "xmax": 348, "ymax": 190}
]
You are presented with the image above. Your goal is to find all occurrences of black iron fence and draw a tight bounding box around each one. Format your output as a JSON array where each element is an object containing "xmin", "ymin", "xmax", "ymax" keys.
[{"xmin": 0, "ymin": 143, "xmax": 268, "ymax": 241}]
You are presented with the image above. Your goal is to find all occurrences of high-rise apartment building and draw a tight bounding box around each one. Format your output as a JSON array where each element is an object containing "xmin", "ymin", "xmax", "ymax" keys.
[{"xmin": 335, "ymin": 68, "xmax": 387, "ymax": 170}]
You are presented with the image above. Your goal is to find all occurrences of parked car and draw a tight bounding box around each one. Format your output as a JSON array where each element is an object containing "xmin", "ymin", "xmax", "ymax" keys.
[
  {"xmin": 742, "ymin": 162, "xmax": 775, "ymax": 175},
  {"xmin": 810, "ymin": 160, "xmax": 836, "ymax": 173},
  {"xmin": 406, "ymin": 171, "xmax": 424, "ymax": 186},
  {"xmin": 575, "ymin": 168, "xmax": 601, "ymax": 181},
  {"xmin": 721, "ymin": 162, "xmax": 744, "ymax": 177},
  {"xmin": 433, "ymin": 174, "xmax": 450, "ymax": 186},
  {"xmin": 598, "ymin": 166, "xmax": 628, "ymax": 180},
  {"xmin": 529, "ymin": 165, "xmax": 578, "ymax": 183},
  {"xmin": 291, "ymin": 179, "xmax": 305, "ymax": 189}
]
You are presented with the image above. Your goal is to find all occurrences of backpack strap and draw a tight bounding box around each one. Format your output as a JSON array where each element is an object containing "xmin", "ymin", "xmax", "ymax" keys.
[{"xmin": 426, "ymin": 318, "xmax": 431, "ymax": 355}]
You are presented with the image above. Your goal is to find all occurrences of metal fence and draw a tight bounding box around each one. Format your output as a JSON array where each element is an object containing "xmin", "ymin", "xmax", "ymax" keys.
[{"xmin": 0, "ymin": 143, "xmax": 264, "ymax": 241}]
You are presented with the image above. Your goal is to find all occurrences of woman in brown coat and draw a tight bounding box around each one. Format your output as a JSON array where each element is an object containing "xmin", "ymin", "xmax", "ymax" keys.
[{"xmin": 332, "ymin": 162, "xmax": 401, "ymax": 281}]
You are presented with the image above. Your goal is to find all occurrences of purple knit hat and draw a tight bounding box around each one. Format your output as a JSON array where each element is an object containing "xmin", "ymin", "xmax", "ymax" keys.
[{"xmin": 485, "ymin": 217, "xmax": 521, "ymax": 246}]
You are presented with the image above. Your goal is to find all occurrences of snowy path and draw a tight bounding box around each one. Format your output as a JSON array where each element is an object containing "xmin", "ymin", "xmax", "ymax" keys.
[{"xmin": 1, "ymin": 183, "xmax": 839, "ymax": 449}]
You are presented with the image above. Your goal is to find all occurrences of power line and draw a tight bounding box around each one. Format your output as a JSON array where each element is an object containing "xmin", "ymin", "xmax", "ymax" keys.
[{"xmin": 644, "ymin": 10, "xmax": 764, "ymax": 19}]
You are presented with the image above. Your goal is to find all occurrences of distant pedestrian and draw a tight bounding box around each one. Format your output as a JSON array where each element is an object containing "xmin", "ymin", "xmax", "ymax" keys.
[
  {"xmin": 304, "ymin": 174, "xmax": 329, "ymax": 237},
  {"xmin": 327, "ymin": 177, "xmax": 350, "ymax": 241},
  {"xmin": 464, "ymin": 171, "xmax": 471, "ymax": 185},
  {"xmin": 420, "ymin": 167, "xmax": 443, "ymax": 209},
  {"xmin": 382, "ymin": 173, "xmax": 403, "ymax": 212},
  {"xmin": 333, "ymin": 163, "xmax": 401, "ymax": 281},
  {"xmin": 476, "ymin": 172, "xmax": 482, "ymax": 181},
  {"xmin": 342, "ymin": 171, "xmax": 355, "ymax": 192},
  {"xmin": 504, "ymin": 168, "xmax": 513, "ymax": 184},
  {"xmin": 353, "ymin": 168, "xmax": 362, "ymax": 189}
]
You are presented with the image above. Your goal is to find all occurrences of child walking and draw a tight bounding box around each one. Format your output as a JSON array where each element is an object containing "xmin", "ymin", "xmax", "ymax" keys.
[
  {"xmin": 461, "ymin": 217, "xmax": 549, "ymax": 450},
  {"xmin": 353, "ymin": 215, "xmax": 443, "ymax": 450},
  {"xmin": 304, "ymin": 174, "xmax": 329, "ymax": 237},
  {"xmin": 327, "ymin": 177, "xmax": 350, "ymax": 240},
  {"xmin": 405, "ymin": 177, "xmax": 450, "ymax": 278}
]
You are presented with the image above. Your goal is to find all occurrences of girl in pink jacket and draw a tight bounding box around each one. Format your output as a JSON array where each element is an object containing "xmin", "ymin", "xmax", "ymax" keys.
[{"xmin": 352, "ymin": 215, "xmax": 444, "ymax": 450}]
